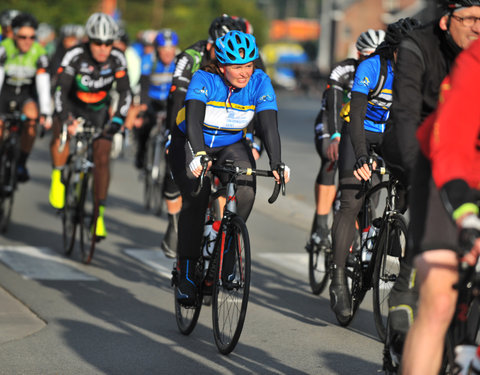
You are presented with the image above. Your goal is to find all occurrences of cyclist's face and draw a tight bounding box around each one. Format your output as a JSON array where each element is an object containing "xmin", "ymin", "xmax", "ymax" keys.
[
  {"xmin": 441, "ymin": 6, "xmax": 480, "ymax": 50},
  {"xmin": 219, "ymin": 62, "xmax": 254, "ymax": 89},
  {"xmin": 89, "ymin": 40, "xmax": 113, "ymax": 63},
  {"xmin": 157, "ymin": 45, "xmax": 176, "ymax": 66},
  {"xmin": 14, "ymin": 26, "xmax": 36, "ymax": 53}
]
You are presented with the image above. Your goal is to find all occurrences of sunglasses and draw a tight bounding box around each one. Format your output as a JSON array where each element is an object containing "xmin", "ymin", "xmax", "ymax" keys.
[
  {"xmin": 90, "ymin": 39, "xmax": 114, "ymax": 47},
  {"xmin": 17, "ymin": 35, "xmax": 36, "ymax": 40}
]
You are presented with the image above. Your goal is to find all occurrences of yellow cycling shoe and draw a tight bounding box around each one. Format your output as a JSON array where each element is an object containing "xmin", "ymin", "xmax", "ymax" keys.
[
  {"xmin": 49, "ymin": 169, "xmax": 65, "ymax": 209},
  {"xmin": 93, "ymin": 205, "xmax": 107, "ymax": 239}
]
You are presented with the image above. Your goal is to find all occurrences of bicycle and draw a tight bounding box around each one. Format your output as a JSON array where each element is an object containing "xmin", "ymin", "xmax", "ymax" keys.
[
  {"xmin": 0, "ymin": 101, "xmax": 24, "ymax": 233},
  {"xmin": 335, "ymin": 164, "xmax": 407, "ymax": 343},
  {"xmin": 171, "ymin": 158, "xmax": 285, "ymax": 354},
  {"xmin": 60, "ymin": 118, "xmax": 101, "ymax": 264},
  {"xmin": 143, "ymin": 110, "xmax": 167, "ymax": 216}
]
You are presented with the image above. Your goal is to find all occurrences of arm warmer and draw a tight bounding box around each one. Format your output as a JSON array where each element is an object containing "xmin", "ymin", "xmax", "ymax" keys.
[
  {"xmin": 326, "ymin": 86, "xmax": 344, "ymax": 136},
  {"xmin": 349, "ymin": 91, "xmax": 369, "ymax": 158},
  {"xmin": 185, "ymin": 99, "xmax": 206, "ymax": 155},
  {"xmin": 257, "ymin": 109, "xmax": 282, "ymax": 169},
  {"xmin": 35, "ymin": 72, "xmax": 52, "ymax": 116}
]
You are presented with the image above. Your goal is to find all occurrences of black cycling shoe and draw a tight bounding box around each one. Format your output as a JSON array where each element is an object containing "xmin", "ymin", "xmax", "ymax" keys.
[
  {"xmin": 16, "ymin": 165, "xmax": 30, "ymax": 183},
  {"xmin": 134, "ymin": 151, "xmax": 145, "ymax": 170},
  {"xmin": 329, "ymin": 267, "xmax": 351, "ymax": 320},
  {"xmin": 176, "ymin": 259, "xmax": 198, "ymax": 307},
  {"xmin": 221, "ymin": 248, "xmax": 236, "ymax": 288}
]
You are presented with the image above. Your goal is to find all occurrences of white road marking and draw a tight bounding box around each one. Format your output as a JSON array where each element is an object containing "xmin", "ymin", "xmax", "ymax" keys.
[
  {"xmin": 124, "ymin": 249, "xmax": 174, "ymax": 279},
  {"xmin": 0, "ymin": 246, "xmax": 97, "ymax": 280}
]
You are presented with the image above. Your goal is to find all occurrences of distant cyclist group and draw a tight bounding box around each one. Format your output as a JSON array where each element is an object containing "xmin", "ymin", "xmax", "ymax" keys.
[{"xmin": 0, "ymin": 0, "xmax": 479, "ymax": 369}]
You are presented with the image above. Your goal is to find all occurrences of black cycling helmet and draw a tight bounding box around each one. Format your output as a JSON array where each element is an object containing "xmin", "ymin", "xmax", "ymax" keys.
[
  {"xmin": 384, "ymin": 18, "xmax": 421, "ymax": 48},
  {"xmin": 208, "ymin": 14, "xmax": 242, "ymax": 42},
  {"xmin": 441, "ymin": 0, "xmax": 480, "ymax": 12},
  {"xmin": 0, "ymin": 9, "xmax": 20, "ymax": 27},
  {"xmin": 11, "ymin": 13, "xmax": 38, "ymax": 32}
]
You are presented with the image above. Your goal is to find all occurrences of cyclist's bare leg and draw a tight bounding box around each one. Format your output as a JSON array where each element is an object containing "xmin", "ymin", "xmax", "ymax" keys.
[
  {"xmin": 93, "ymin": 138, "xmax": 112, "ymax": 205},
  {"xmin": 49, "ymin": 118, "xmax": 70, "ymax": 167},
  {"xmin": 20, "ymin": 100, "xmax": 38, "ymax": 154},
  {"xmin": 316, "ymin": 183, "xmax": 336, "ymax": 215},
  {"xmin": 401, "ymin": 250, "xmax": 458, "ymax": 375},
  {"xmin": 166, "ymin": 196, "xmax": 181, "ymax": 215}
]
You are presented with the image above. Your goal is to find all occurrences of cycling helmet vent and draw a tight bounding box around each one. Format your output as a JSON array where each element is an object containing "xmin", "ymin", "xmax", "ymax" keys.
[
  {"xmin": 215, "ymin": 30, "xmax": 258, "ymax": 64},
  {"xmin": 85, "ymin": 12, "xmax": 118, "ymax": 42}
]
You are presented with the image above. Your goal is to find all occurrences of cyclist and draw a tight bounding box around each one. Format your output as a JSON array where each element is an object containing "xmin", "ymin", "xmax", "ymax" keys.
[
  {"xmin": 169, "ymin": 30, "xmax": 290, "ymax": 306},
  {"xmin": 134, "ymin": 28, "xmax": 178, "ymax": 169},
  {"xmin": 48, "ymin": 12, "xmax": 132, "ymax": 239},
  {"xmin": 0, "ymin": 9, "xmax": 20, "ymax": 41},
  {"xmin": 160, "ymin": 15, "xmax": 244, "ymax": 259},
  {"xmin": 0, "ymin": 12, "xmax": 52, "ymax": 182},
  {"xmin": 306, "ymin": 29, "xmax": 385, "ymax": 252},
  {"xmin": 400, "ymin": 25, "xmax": 480, "ymax": 375},
  {"xmin": 328, "ymin": 18, "xmax": 420, "ymax": 321},
  {"xmin": 380, "ymin": 0, "xmax": 480, "ymax": 369}
]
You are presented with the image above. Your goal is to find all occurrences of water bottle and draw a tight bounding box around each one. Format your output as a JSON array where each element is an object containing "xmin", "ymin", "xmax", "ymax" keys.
[{"xmin": 361, "ymin": 220, "xmax": 380, "ymax": 264}]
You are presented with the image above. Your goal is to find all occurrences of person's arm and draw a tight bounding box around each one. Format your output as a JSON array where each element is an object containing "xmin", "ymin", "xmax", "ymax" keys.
[
  {"xmin": 166, "ymin": 52, "xmax": 193, "ymax": 132},
  {"xmin": 185, "ymin": 99, "xmax": 206, "ymax": 154},
  {"xmin": 392, "ymin": 38, "xmax": 426, "ymax": 177},
  {"xmin": 35, "ymin": 53, "xmax": 52, "ymax": 117},
  {"xmin": 256, "ymin": 109, "xmax": 281, "ymax": 169},
  {"xmin": 349, "ymin": 91, "xmax": 369, "ymax": 159},
  {"xmin": 0, "ymin": 46, "xmax": 7, "ymax": 94}
]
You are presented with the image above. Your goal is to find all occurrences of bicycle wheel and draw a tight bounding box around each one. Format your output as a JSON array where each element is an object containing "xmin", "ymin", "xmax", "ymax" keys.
[
  {"xmin": 308, "ymin": 242, "xmax": 332, "ymax": 295},
  {"xmin": 150, "ymin": 139, "xmax": 166, "ymax": 216},
  {"xmin": 0, "ymin": 146, "xmax": 15, "ymax": 233},
  {"xmin": 212, "ymin": 215, "xmax": 251, "ymax": 354},
  {"xmin": 372, "ymin": 213, "xmax": 406, "ymax": 341},
  {"xmin": 143, "ymin": 137, "xmax": 156, "ymax": 211},
  {"xmin": 62, "ymin": 163, "xmax": 78, "ymax": 255},
  {"xmin": 173, "ymin": 262, "xmax": 203, "ymax": 335},
  {"xmin": 78, "ymin": 172, "xmax": 93, "ymax": 262}
]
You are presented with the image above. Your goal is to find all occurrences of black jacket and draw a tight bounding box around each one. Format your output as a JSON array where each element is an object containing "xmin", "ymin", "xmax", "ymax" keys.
[{"xmin": 382, "ymin": 22, "xmax": 460, "ymax": 184}]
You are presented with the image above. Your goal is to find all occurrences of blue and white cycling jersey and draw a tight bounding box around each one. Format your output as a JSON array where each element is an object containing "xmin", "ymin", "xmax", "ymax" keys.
[
  {"xmin": 176, "ymin": 69, "xmax": 277, "ymax": 148},
  {"xmin": 351, "ymin": 54, "xmax": 394, "ymax": 133},
  {"xmin": 141, "ymin": 53, "xmax": 176, "ymax": 101}
]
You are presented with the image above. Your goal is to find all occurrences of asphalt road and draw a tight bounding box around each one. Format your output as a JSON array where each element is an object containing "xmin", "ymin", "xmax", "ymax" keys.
[{"xmin": 0, "ymin": 91, "xmax": 386, "ymax": 375}]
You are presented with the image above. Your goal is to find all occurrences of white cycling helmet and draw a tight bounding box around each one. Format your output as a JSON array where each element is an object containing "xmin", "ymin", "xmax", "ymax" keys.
[
  {"xmin": 355, "ymin": 29, "xmax": 386, "ymax": 55},
  {"xmin": 85, "ymin": 12, "xmax": 118, "ymax": 42}
]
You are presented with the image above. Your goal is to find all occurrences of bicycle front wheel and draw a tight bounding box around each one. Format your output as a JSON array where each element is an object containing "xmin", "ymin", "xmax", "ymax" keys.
[
  {"xmin": 308, "ymin": 242, "xmax": 332, "ymax": 295},
  {"xmin": 372, "ymin": 213, "xmax": 406, "ymax": 341},
  {"xmin": 212, "ymin": 215, "xmax": 251, "ymax": 355},
  {"xmin": 0, "ymin": 146, "xmax": 16, "ymax": 233},
  {"xmin": 62, "ymin": 164, "xmax": 78, "ymax": 255}
]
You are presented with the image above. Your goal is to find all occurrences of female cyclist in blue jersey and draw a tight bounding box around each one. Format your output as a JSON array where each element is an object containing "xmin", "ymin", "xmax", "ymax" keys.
[{"xmin": 169, "ymin": 30, "xmax": 290, "ymax": 306}]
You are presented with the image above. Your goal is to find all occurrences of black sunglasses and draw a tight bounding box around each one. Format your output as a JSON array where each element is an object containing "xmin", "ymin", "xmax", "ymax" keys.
[
  {"xmin": 17, "ymin": 35, "xmax": 36, "ymax": 40},
  {"xmin": 90, "ymin": 39, "xmax": 114, "ymax": 46}
]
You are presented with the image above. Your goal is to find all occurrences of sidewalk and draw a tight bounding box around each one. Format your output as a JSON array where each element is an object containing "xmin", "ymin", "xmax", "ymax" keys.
[{"xmin": 0, "ymin": 285, "xmax": 45, "ymax": 345}]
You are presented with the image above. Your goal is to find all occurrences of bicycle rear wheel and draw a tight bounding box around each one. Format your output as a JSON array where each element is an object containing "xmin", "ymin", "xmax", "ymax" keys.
[
  {"xmin": 144, "ymin": 137, "xmax": 166, "ymax": 215},
  {"xmin": 308, "ymin": 242, "xmax": 332, "ymax": 295},
  {"xmin": 372, "ymin": 213, "xmax": 406, "ymax": 341},
  {"xmin": 0, "ymin": 146, "xmax": 16, "ymax": 233},
  {"xmin": 62, "ymin": 163, "xmax": 78, "ymax": 255},
  {"xmin": 78, "ymin": 172, "xmax": 94, "ymax": 263},
  {"xmin": 212, "ymin": 215, "xmax": 251, "ymax": 355}
]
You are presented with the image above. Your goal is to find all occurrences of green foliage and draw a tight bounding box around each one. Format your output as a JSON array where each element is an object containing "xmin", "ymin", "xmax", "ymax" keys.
[{"xmin": 1, "ymin": 0, "xmax": 269, "ymax": 47}]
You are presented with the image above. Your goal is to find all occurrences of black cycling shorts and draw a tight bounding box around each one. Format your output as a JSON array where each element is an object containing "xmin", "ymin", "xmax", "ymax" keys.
[
  {"xmin": 409, "ymin": 152, "xmax": 459, "ymax": 255},
  {"xmin": 313, "ymin": 107, "xmax": 337, "ymax": 185}
]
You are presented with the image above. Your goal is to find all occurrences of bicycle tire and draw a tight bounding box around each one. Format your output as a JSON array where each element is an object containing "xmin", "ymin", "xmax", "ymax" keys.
[
  {"xmin": 78, "ymin": 172, "xmax": 91, "ymax": 262},
  {"xmin": 62, "ymin": 163, "xmax": 78, "ymax": 255},
  {"xmin": 308, "ymin": 243, "xmax": 332, "ymax": 295},
  {"xmin": 0, "ymin": 147, "xmax": 16, "ymax": 233},
  {"xmin": 151, "ymin": 152, "xmax": 166, "ymax": 217},
  {"xmin": 173, "ymin": 260, "xmax": 203, "ymax": 335},
  {"xmin": 372, "ymin": 213, "xmax": 406, "ymax": 341},
  {"xmin": 212, "ymin": 215, "xmax": 251, "ymax": 354}
]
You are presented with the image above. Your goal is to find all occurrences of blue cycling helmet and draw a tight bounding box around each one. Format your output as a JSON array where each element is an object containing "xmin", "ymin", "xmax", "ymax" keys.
[
  {"xmin": 215, "ymin": 30, "xmax": 258, "ymax": 64},
  {"xmin": 155, "ymin": 29, "xmax": 179, "ymax": 47}
]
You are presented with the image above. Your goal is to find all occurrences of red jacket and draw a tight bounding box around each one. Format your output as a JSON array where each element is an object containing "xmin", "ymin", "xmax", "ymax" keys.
[{"xmin": 417, "ymin": 37, "xmax": 480, "ymax": 192}]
